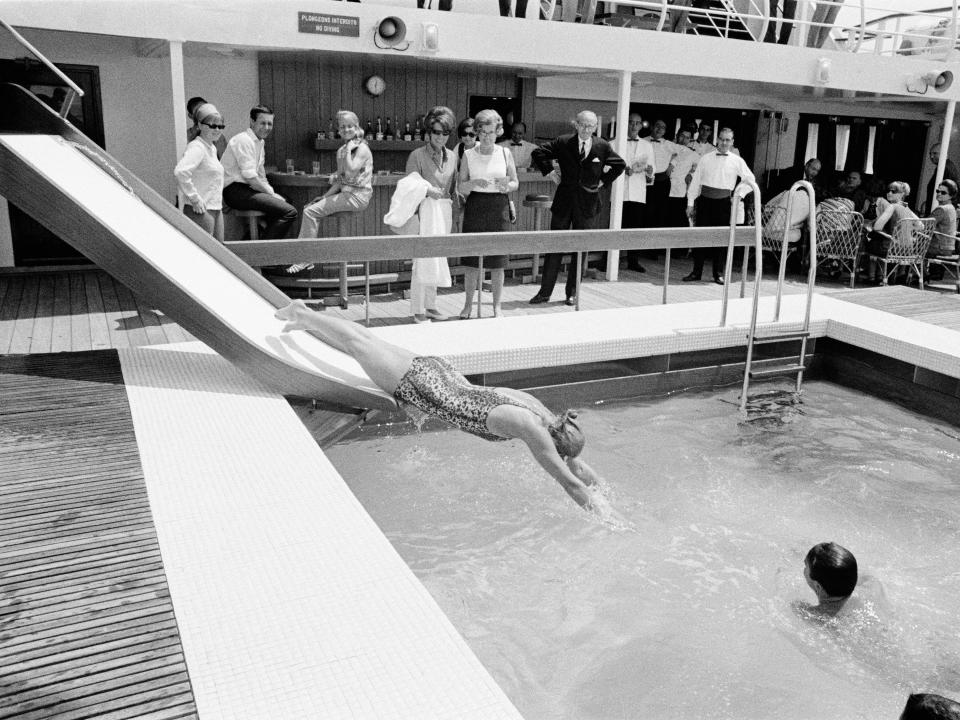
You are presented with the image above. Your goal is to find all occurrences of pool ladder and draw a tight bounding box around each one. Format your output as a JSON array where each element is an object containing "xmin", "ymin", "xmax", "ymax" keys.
[{"xmin": 719, "ymin": 180, "xmax": 818, "ymax": 412}]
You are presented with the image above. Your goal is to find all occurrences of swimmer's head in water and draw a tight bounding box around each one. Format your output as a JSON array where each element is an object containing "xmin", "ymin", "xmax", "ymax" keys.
[
  {"xmin": 805, "ymin": 542, "xmax": 858, "ymax": 599},
  {"xmin": 549, "ymin": 410, "xmax": 585, "ymax": 458},
  {"xmin": 900, "ymin": 692, "xmax": 960, "ymax": 720}
]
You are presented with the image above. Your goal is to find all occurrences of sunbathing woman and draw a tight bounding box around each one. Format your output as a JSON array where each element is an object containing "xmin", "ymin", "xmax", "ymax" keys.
[{"xmin": 275, "ymin": 300, "xmax": 609, "ymax": 513}]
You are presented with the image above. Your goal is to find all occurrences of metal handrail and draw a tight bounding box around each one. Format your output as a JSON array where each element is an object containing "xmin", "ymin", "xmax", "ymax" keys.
[
  {"xmin": 617, "ymin": 0, "xmax": 958, "ymax": 57},
  {"xmin": 0, "ymin": 18, "xmax": 84, "ymax": 118},
  {"xmin": 774, "ymin": 180, "xmax": 816, "ymax": 322},
  {"xmin": 719, "ymin": 178, "xmax": 762, "ymax": 327}
]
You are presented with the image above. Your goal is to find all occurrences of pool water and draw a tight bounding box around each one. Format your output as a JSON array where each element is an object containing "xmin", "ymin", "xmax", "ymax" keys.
[{"xmin": 323, "ymin": 381, "xmax": 960, "ymax": 720}]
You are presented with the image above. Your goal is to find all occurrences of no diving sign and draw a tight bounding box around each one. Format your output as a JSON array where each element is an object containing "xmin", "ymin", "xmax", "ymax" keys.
[{"xmin": 298, "ymin": 11, "xmax": 360, "ymax": 37}]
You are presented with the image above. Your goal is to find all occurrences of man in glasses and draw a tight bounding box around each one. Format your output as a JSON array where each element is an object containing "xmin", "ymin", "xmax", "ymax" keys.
[
  {"xmin": 221, "ymin": 104, "xmax": 298, "ymax": 240},
  {"xmin": 529, "ymin": 110, "xmax": 625, "ymax": 306},
  {"xmin": 498, "ymin": 121, "xmax": 537, "ymax": 171}
]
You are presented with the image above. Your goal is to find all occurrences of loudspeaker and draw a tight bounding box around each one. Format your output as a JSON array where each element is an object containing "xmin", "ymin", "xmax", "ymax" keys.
[{"xmin": 374, "ymin": 17, "xmax": 409, "ymax": 50}]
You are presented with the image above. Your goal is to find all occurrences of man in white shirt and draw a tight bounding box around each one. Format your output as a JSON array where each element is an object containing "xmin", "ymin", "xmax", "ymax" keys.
[
  {"xmin": 221, "ymin": 104, "xmax": 298, "ymax": 239},
  {"xmin": 498, "ymin": 122, "xmax": 538, "ymax": 171},
  {"xmin": 684, "ymin": 127, "xmax": 756, "ymax": 284},
  {"xmin": 667, "ymin": 127, "xmax": 700, "ymax": 227},
  {"xmin": 689, "ymin": 121, "xmax": 716, "ymax": 156},
  {"xmin": 620, "ymin": 113, "xmax": 655, "ymax": 272},
  {"xmin": 647, "ymin": 119, "xmax": 681, "ymax": 228}
]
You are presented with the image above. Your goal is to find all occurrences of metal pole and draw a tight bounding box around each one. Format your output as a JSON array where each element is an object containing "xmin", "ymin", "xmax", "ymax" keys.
[{"xmin": 477, "ymin": 256, "xmax": 484, "ymax": 319}]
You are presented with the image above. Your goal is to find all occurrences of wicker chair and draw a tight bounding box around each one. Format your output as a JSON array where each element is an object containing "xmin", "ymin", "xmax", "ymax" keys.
[
  {"xmin": 925, "ymin": 230, "xmax": 960, "ymax": 293},
  {"xmin": 815, "ymin": 210, "xmax": 864, "ymax": 288},
  {"xmin": 868, "ymin": 217, "xmax": 936, "ymax": 289}
]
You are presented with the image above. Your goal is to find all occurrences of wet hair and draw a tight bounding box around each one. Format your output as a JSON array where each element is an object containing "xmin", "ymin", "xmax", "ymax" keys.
[
  {"xmin": 457, "ymin": 117, "xmax": 476, "ymax": 139},
  {"xmin": 900, "ymin": 693, "xmax": 960, "ymax": 720},
  {"xmin": 249, "ymin": 104, "xmax": 273, "ymax": 122},
  {"xmin": 475, "ymin": 108, "xmax": 503, "ymax": 136},
  {"xmin": 939, "ymin": 179, "xmax": 958, "ymax": 200},
  {"xmin": 187, "ymin": 96, "xmax": 206, "ymax": 118},
  {"xmin": 424, "ymin": 106, "xmax": 456, "ymax": 134},
  {"xmin": 549, "ymin": 410, "xmax": 585, "ymax": 459},
  {"xmin": 805, "ymin": 542, "xmax": 858, "ymax": 598}
]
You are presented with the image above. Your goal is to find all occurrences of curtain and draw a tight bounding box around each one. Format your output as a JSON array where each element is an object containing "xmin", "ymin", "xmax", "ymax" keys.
[
  {"xmin": 865, "ymin": 126, "xmax": 876, "ymax": 175},
  {"xmin": 835, "ymin": 124, "xmax": 850, "ymax": 171},
  {"xmin": 804, "ymin": 123, "xmax": 819, "ymax": 162}
]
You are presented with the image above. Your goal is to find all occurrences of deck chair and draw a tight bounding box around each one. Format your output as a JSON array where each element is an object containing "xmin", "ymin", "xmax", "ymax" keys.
[
  {"xmin": 925, "ymin": 230, "xmax": 960, "ymax": 293},
  {"xmin": 815, "ymin": 210, "xmax": 864, "ymax": 288},
  {"xmin": 868, "ymin": 217, "xmax": 935, "ymax": 289},
  {"xmin": 760, "ymin": 189, "xmax": 808, "ymax": 270}
]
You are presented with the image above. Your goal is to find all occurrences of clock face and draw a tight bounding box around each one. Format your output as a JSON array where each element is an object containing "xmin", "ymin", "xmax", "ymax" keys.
[{"xmin": 365, "ymin": 75, "xmax": 385, "ymax": 97}]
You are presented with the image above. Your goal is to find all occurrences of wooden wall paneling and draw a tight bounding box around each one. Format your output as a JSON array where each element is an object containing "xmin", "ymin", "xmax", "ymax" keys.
[
  {"xmin": 520, "ymin": 76, "xmax": 536, "ymax": 131},
  {"xmin": 258, "ymin": 57, "xmax": 275, "ymax": 165},
  {"xmin": 298, "ymin": 55, "xmax": 317, "ymax": 170}
]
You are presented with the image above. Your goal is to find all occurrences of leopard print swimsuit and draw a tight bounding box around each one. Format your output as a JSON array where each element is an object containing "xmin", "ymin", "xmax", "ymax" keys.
[{"xmin": 394, "ymin": 356, "xmax": 528, "ymax": 441}]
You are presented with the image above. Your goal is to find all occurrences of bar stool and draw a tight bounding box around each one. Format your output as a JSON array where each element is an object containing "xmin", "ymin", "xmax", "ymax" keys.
[
  {"xmin": 223, "ymin": 207, "xmax": 266, "ymax": 241},
  {"xmin": 522, "ymin": 193, "xmax": 552, "ymax": 281},
  {"xmin": 308, "ymin": 211, "xmax": 370, "ymax": 320}
]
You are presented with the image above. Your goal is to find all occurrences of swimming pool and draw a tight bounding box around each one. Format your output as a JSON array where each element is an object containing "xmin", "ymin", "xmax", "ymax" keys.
[{"xmin": 323, "ymin": 381, "xmax": 960, "ymax": 720}]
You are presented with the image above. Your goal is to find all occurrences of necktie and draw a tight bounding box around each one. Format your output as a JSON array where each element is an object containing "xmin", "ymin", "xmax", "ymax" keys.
[{"xmin": 579, "ymin": 142, "xmax": 586, "ymax": 160}]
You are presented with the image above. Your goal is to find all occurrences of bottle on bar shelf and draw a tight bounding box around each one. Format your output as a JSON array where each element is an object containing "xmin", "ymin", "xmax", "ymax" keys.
[
  {"xmin": 414, "ymin": 116, "xmax": 422, "ymax": 141},
  {"xmin": 385, "ymin": 117, "xmax": 394, "ymax": 141},
  {"xmin": 365, "ymin": 120, "xmax": 373, "ymax": 139},
  {"xmin": 328, "ymin": 118, "xmax": 336, "ymax": 140},
  {"xmin": 317, "ymin": 127, "xmax": 326, "ymax": 141},
  {"xmin": 403, "ymin": 122, "xmax": 412, "ymax": 142},
  {"xmin": 375, "ymin": 116, "xmax": 384, "ymax": 141}
]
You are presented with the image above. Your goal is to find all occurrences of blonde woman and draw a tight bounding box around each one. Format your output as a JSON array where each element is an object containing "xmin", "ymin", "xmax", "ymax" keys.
[
  {"xmin": 288, "ymin": 110, "xmax": 373, "ymax": 278},
  {"xmin": 457, "ymin": 109, "xmax": 518, "ymax": 318},
  {"xmin": 174, "ymin": 102, "xmax": 225, "ymax": 241}
]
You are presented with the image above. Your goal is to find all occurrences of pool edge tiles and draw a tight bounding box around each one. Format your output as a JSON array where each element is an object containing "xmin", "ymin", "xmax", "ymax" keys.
[{"xmin": 116, "ymin": 345, "xmax": 525, "ymax": 720}]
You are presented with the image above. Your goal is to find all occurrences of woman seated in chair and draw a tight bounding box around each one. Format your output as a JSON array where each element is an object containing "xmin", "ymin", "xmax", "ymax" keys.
[
  {"xmin": 926, "ymin": 179, "xmax": 958, "ymax": 281},
  {"xmin": 864, "ymin": 181, "xmax": 918, "ymax": 284}
]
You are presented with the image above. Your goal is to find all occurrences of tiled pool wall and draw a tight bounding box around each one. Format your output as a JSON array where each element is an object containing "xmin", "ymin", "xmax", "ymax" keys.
[
  {"xmin": 329, "ymin": 339, "xmax": 960, "ymax": 441},
  {"xmin": 463, "ymin": 339, "xmax": 960, "ymax": 428}
]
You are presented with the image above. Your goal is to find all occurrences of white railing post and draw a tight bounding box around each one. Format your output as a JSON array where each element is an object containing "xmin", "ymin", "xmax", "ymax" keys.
[{"xmin": 608, "ymin": 70, "xmax": 632, "ymax": 283}]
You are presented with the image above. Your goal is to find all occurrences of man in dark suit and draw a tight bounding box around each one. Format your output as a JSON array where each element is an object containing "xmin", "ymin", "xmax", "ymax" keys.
[{"xmin": 529, "ymin": 110, "xmax": 626, "ymax": 305}]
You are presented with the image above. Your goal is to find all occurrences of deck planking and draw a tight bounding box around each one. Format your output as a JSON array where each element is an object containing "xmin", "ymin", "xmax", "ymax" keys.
[
  {"xmin": 0, "ymin": 262, "xmax": 957, "ymax": 354},
  {"xmin": 0, "ymin": 351, "xmax": 199, "ymax": 720}
]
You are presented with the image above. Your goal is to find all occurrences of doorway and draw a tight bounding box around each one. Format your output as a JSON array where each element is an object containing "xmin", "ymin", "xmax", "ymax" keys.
[{"xmin": 0, "ymin": 60, "xmax": 104, "ymax": 266}]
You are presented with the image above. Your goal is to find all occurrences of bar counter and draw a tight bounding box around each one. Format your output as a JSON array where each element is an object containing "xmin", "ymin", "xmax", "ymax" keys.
[{"xmin": 266, "ymin": 170, "xmax": 612, "ymax": 281}]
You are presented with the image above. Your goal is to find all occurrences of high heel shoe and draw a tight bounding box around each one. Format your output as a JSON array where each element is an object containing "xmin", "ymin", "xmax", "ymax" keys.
[{"xmin": 458, "ymin": 308, "xmax": 472, "ymax": 320}]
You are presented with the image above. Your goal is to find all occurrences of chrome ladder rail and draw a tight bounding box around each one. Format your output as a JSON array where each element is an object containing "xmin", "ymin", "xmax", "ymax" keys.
[
  {"xmin": 738, "ymin": 180, "xmax": 817, "ymax": 411},
  {"xmin": 0, "ymin": 19, "xmax": 85, "ymax": 118}
]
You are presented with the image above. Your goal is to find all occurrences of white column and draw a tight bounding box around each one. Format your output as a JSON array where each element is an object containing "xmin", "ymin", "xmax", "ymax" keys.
[
  {"xmin": 170, "ymin": 40, "xmax": 187, "ymax": 166},
  {"xmin": 607, "ymin": 69, "xmax": 632, "ymax": 282},
  {"xmin": 865, "ymin": 125, "xmax": 876, "ymax": 174},
  {"xmin": 933, "ymin": 100, "xmax": 956, "ymax": 211}
]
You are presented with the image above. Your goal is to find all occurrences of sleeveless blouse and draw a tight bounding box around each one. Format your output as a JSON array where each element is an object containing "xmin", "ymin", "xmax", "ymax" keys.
[{"xmin": 464, "ymin": 146, "xmax": 508, "ymax": 193}]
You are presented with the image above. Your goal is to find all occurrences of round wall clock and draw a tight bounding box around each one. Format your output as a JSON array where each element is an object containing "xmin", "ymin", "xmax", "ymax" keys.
[{"xmin": 364, "ymin": 75, "xmax": 386, "ymax": 97}]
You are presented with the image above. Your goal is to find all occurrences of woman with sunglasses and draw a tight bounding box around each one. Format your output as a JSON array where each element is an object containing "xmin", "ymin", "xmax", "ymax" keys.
[
  {"xmin": 174, "ymin": 103, "xmax": 226, "ymax": 242},
  {"xmin": 458, "ymin": 109, "xmax": 518, "ymax": 318},
  {"xmin": 402, "ymin": 106, "xmax": 457, "ymax": 323},
  {"xmin": 927, "ymin": 179, "xmax": 958, "ymax": 280}
]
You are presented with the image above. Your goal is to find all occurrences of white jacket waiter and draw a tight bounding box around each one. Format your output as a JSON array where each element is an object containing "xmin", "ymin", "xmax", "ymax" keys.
[
  {"xmin": 621, "ymin": 113, "xmax": 655, "ymax": 272},
  {"xmin": 684, "ymin": 127, "xmax": 755, "ymax": 284}
]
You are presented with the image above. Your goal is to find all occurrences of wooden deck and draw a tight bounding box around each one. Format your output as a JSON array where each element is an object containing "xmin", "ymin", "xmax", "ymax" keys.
[
  {"xmin": 1, "ymin": 262, "xmax": 958, "ymax": 354},
  {"xmin": 0, "ymin": 351, "xmax": 199, "ymax": 720}
]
